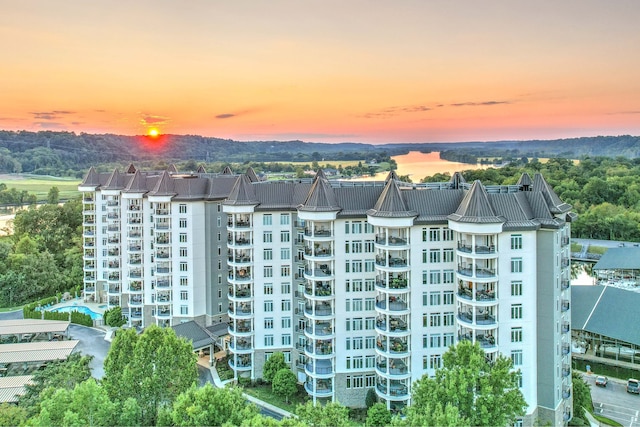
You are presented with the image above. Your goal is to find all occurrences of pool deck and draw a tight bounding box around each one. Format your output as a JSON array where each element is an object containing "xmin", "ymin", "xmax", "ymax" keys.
[{"xmin": 48, "ymin": 298, "xmax": 107, "ymax": 316}]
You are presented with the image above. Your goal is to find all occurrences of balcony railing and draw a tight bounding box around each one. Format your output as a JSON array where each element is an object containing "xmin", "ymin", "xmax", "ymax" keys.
[{"xmin": 561, "ymin": 301, "xmax": 570, "ymax": 312}]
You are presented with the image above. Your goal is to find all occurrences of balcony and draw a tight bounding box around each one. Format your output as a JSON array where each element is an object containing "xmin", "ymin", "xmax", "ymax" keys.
[
  {"xmin": 376, "ymin": 381, "xmax": 409, "ymax": 399},
  {"xmin": 561, "ymin": 280, "xmax": 570, "ymax": 290},
  {"xmin": 107, "ymin": 225, "xmax": 119, "ymax": 232},
  {"xmin": 458, "ymin": 310, "xmax": 496, "ymax": 325},
  {"xmin": 156, "ymin": 267, "xmax": 171, "ymax": 274},
  {"xmin": 107, "ymin": 261, "xmax": 120, "ymax": 269},
  {"xmin": 128, "ymin": 204, "xmax": 141, "ymax": 211},
  {"xmin": 230, "ymin": 339, "xmax": 252, "ymax": 351},
  {"xmin": 561, "ymin": 236, "xmax": 570, "ymax": 247},
  {"xmin": 229, "ymin": 303, "xmax": 253, "ymax": 316},
  {"xmin": 108, "ymin": 285, "xmax": 121, "ymax": 294},
  {"xmin": 128, "ymin": 245, "xmax": 142, "ymax": 252},
  {"xmin": 107, "ymin": 237, "xmax": 119, "ymax": 244},
  {"xmin": 128, "ymin": 256, "xmax": 142, "ymax": 265},
  {"xmin": 375, "ymin": 257, "xmax": 408, "ymax": 268},
  {"xmin": 304, "ymin": 304, "xmax": 333, "ymax": 317},
  {"xmin": 457, "ymin": 242, "xmax": 496, "ymax": 254},
  {"xmin": 376, "ymin": 359, "xmax": 409, "ymax": 376},
  {"xmin": 230, "ymin": 286, "xmax": 252, "ymax": 298},
  {"xmin": 563, "ymin": 388, "xmax": 571, "ymax": 399},
  {"xmin": 562, "ymin": 365, "xmax": 570, "ymax": 377},
  {"xmin": 376, "ymin": 277, "xmax": 408, "ymax": 290},
  {"xmin": 457, "ymin": 265, "xmax": 496, "ymax": 278},
  {"xmin": 106, "ymin": 200, "xmax": 119, "ymax": 207},
  {"xmin": 129, "ymin": 296, "xmax": 143, "ymax": 306},
  {"xmin": 155, "ymin": 209, "xmax": 170, "ymax": 216},
  {"xmin": 561, "ymin": 300, "xmax": 570, "ymax": 312},
  {"xmin": 561, "ymin": 258, "xmax": 570, "ymax": 268},
  {"xmin": 305, "ymin": 266, "xmax": 332, "ymax": 278},
  {"xmin": 108, "ymin": 273, "xmax": 120, "ymax": 281},
  {"xmin": 305, "ymin": 360, "xmax": 333, "ymax": 375},
  {"xmin": 305, "ymin": 247, "xmax": 333, "ymax": 258},
  {"xmin": 228, "ymin": 219, "xmax": 251, "ymax": 229},
  {"xmin": 156, "ymin": 308, "xmax": 171, "ymax": 318},
  {"xmin": 130, "ymin": 310, "xmax": 142, "ymax": 319},
  {"xmin": 305, "ymin": 322, "xmax": 333, "ymax": 336},
  {"xmin": 304, "ymin": 284, "xmax": 333, "ymax": 297},
  {"xmin": 229, "ymin": 356, "xmax": 252, "ymax": 370},
  {"xmin": 156, "ymin": 280, "xmax": 171, "ymax": 289},
  {"xmin": 228, "ymin": 322, "xmax": 251, "ymax": 334},
  {"xmin": 129, "ymin": 281, "xmax": 142, "ymax": 292},
  {"xmin": 129, "ymin": 270, "xmax": 142, "ymax": 279},
  {"xmin": 305, "ymin": 343, "xmax": 333, "ymax": 356},
  {"xmin": 562, "ymin": 344, "xmax": 571, "ymax": 355},
  {"xmin": 376, "ymin": 317, "xmax": 408, "ymax": 333},
  {"xmin": 304, "ymin": 228, "xmax": 332, "ymax": 238},
  {"xmin": 304, "ymin": 379, "xmax": 333, "ymax": 395},
  {"xmin": 561, "ymin": 323, "xmax": 570, "ymax": 333},
  {"xmin": 375, "ymin": 298, "xmax": 408, "ymax": 312},
  {"xmin": 228, "ymin": 237, "xmax": 251, "ymax": 246}
]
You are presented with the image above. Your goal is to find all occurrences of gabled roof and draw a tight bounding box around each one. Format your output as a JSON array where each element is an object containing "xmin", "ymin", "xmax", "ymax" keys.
[
  {"xmin": 80, "ymin": 167, "xmax": 101, "ymax": 187},
  {"xmin": 594, "ymin": 247, "xmax": 640, "ymax": 270},
  {"xmin": 206, "ymin": 176, "xmax": 240, "ymax": 200},
  {"xmin": 224, "ymin": 175, "xmax": 259, "ymax": 206},
  {"xmin": 166, "ymin": 164, "xmax": 178, "ymax": 174},
  {"xmin": 448, "ymin": 180, "xmax": 504, "ymax": 223},
  {"xmin": 533, "ymin": 173, "xmax": 572, "ymax": 214},
  {"xmin": 124, "ymin": 170, "xmax": 148, "ymax": 193},
  {"xmin": 367, "ymin": 177, "xmax": 417, "ymax": 218},
  {"xmin": 172, "ymin": 321, "xmax": 215, "ymax": 350},
  {"xmin": 222, "ymin": 166, "xmax": 233, "ymax": 175},
  {"xmin": 298, "ymin": 176, "xmax": 340, "ymax": 212},
  {"xmin": 246, "ymin": 167, "xmax": 260, "ymax": 183},
  {"xmin": 103, "ymin": 169, "xmax": 124, "ymax": 190},
  {"xmin": 314, "ymin": 169, "xmax": 327, "ymax": 181},
  {"xmin": 385, "ymin": 170, "xmax": 399, "ymax": 182},
  {"xmin": 572, "ymin": 285, "xmax": 640, "ymax": 346},
  {"xmin": 196, "ymin": 165, "xmax": 207, "ymax": 173},
  {"xmin": 517, "ymin": 172, "xmax": 532, "ymax": 189},
  {"xmin": 125, "ymin": 163, "xmax": 137, "ymax": 174},
  {"xmin": 449, "ymin": 172, "xmax": 466, "ymax": 189},
  {"xmin": 148, "ymin": 171, "xmax": 176, "ymax": 197}
]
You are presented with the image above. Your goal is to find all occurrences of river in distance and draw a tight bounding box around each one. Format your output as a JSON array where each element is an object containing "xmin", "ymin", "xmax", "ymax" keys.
[{"xmin": 356, "ymin": 151, "xmax": 491, "ymax": 182}]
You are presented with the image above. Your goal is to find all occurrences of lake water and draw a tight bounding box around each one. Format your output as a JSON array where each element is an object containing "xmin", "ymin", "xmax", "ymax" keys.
[{"xmin": 359, "ymin": 151, "xmax": 490, "ymax": 182}]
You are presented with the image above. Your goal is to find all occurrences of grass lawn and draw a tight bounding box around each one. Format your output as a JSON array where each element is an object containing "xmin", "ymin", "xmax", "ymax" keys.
[
  {"xmin": 242, "ymin": 382, "xmax": 308, "ymax": 414},
  {"xmin": 571, "ymin": 243, "xmax": 582, "ymax": 252},
  {"xmin": 591, "ymin": 412, "xmax": 623, "ymax": 426},
  {"xmin": 0, "ymin": 175, "xmax": 81, "ymax": 201},
  {"xmin": 587, "ymin": 245, "xmax": 608, "ymax": 255}
]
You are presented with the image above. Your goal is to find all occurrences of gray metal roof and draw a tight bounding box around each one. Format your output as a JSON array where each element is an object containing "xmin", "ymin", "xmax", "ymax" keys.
[
  {"xmin": 103, "ymin": 169, "xmax": 124, "ymax": 190},
  {"xmin": 367, "ymin": 178, "xmax": 417, "ymax": 218},
  {"xmin": 572, "ymin": 285, "xmax": 640, "ymax": 346},
  {"xmin": 298, "ymin": 177, "xmax": 341, "ymax": 213},
  {"xmin": 594, "ymin": 247, "xmax": 640, "ymax": 270},
  {"xmin": 172, "ymin": 321, "xmax": 215, "ymax": 350},
  {"xmin": 0, "ymin": 340, "xmax": 79, "ymax": 364},
  {"xmin": 0, "ymin": 375, "xmax": 32, "ymax": 403},
  {"xmin": 148, "ymin": 170, "xmax": 176, "ymax": 197},
  {"xmin": 205, "ymin": 322, "xmax": 229, "ymax": 338},
  {"xmin": 0, "ymin": 319, "xmax": 70, "ymax": 336},
  {"xmin": 448, "ymin": 180, "xmax": 505, "ymax": 224}
]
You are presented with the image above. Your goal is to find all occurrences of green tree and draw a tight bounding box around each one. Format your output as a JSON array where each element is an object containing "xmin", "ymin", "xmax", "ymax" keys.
[
  {"xmin": 29, "ymin": 378, "xmax": 117, "ymax": 427},
  {"xmin": 405, "ymin": 341, "xmax": 526, "ymax": 427},
  {"xmin": 19, "ymin": 352, "xmax": 93, "ymax": 416},
  {"xmin": 0, "ymin": 403, "xmax": 28, "ymax": 427},
  {"xmin": 570, "ymin": 372, "xmax": 592, "ymax": 426},
  {"xmin": 104, "ymin": 306, "xmax": 126, "ymax": 327},
  {"xmin": 47, "ymin": 186, "xmax": 59, "ymax": 204},
  {"xmin": 263, "ymin": 352, "xmax": 287, "ymax": 383},
  {"xmin": 365, "ymin": 387, "xmax": 377, "ymax": 409},
  {"xmin": 365, "ymin": 402, "xmax": 391, "ymax": 427},
  {"xmin": 169, "ymin": 383, "xmax": 259, "ymax": 426},
  {"xmin": 272, "ymin": 368, "xmax": 298, "ymax": 403},
  {"xmin": 102, "ymin": 325, "xmax": 197, "ymax": 426},
  {"xmin": 295, "ymin": 401, "xmax": 351, "ymax": 427}
]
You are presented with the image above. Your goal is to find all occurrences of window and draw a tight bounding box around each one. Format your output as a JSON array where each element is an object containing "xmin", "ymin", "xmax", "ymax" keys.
[
  {"xmin": 430, "ymin": 249, "xmax": 441, "ymax": 263},
  {"xmin": 280, "ymin": 248, "xmax": 290, "ymax": 260},
  {"xmin": 430, "ymin": 292, "xmax": 441, "ymax": 306},
  {"xmin": 352, "ymin": 222, "xmax": 362, "ymax": 234},
  {"xmin": 443, "ymin": 333, "xmax": 454, "ymax": 347},
  {"xmin": 511, "ymin": 304, "xmax": 523, "ymax": 319},
  {"xmin": 430, "ymin": 334, "xmax": 441, "ymax": 348},
  {"xmin": 180, "ymin": 305, "xmax": 188, "ymax": 315},
  {"xmin": 511, "ymin": 234, "xmax": 523, "ymax": 250},
  {"xmin": 180, "ymin": 291, "xmax": 188, "ymax": 301},
  {"xmin": 443, "ymin": 249, "xmax": 454, "ymax": 263},
  {"xmin": 179, "ymin": 262, "xmax": 188, "ymax": 272},
  {"xmin": 263, "ymin": 232, "xmax": 272, "ymax": 243},
  {"xmin": 430, "ymin": 313, "xmax": 441, "ymax": 327},
  {"xmin": 352, "ymin": 280, "xmax": 363, "ymax": 292},
  {"xmin": 264, "ymin": 300, "xmax": 273, "ymax": 312},
  {"xmin": 352, "ymin": 261, "xmax": 362, "ymax": 273},
  {"xmin": 280, "ymin": 231, "xmax": 290, "ymax": 243},
  {"xmin": 352, "ymin": 241, "xmax": 362, "ymax": 253},
  {"xmin": 264, "ymin": 249, "xmax": 273, "ymax": 260},
  {"xmin": 443, "ymin": 270, "xmax": 454, "ymax": 284},
  {"xmin": 365, "ymin": 223, "xmax": 374, "ymax": 233},
  {"xmin": 281, "ymin": 283, "xmax": 291, "ymax": 294},
  {"xmin": 353, "ymin": 337, "xmax": 363, "ymax": 350},
  {"xmin": 265, "ymin": 318, "xmax": 273, "ymax": 329},
  {"xmin": 511, "ymin": 281, "xmax": 522, "ymax": 296},
  {"xmin": 263, "ymin": 215, "xmax": 272, "ymax": 226},
  {"xmin": 265, "ymin": 335, "xmax": 274, "ymax": 346},
  {"xmin": 281, "ymin": 266, "xmax": 290, "ymax": 277},
  {"xmin": 430, "ymin": 271, "xmax": 441, "ymax": 285},
  {"xmin": 179, "ymin": 218, "xmax": 187, "ymax": 228},
  {"xmin": 353, "ymin": 318, "xmax": 363, "ymax": 330},
  {"xmin": 264, "ymin": 266, "xmax": 273, "ymax": 278},
  {"xmin": 511, "ymin": 350, "xmax": 523, "ymax": 366},
  {"xmin": 264, "ymin": 283, "xmax": 273, "ymax": 295},
  {"xmin": 281, "ymin": 300, "xmax": 291, "ymax": 311},
  {"xmin": 511, "ymin": 258, "xmax": 523, "ymax": 273},
  {"xmin": 443, "ymin": 291, "xmax": 454, "ymax": 305},
  {"xmin": 280, "ymin": 214, "xmax": 290, "ymax": 225},
  {"xmin": 429, "ymin": 228, "xmax": 441, "ymax": 241},
  {"xmin": 282, "ymin": 334, "xmax": 291, "ymax": 345},
  {"xmin": 179, "ymin": 204, "xmax": 187, "ymax": 213},
  {"xmin": 511, "ymin": 327, "xmax": 523, "ymax": 342},
  {"xmin": 365, "ymin": 317, "xmax": 375, "ymax": 330},
  {"xmin": 282, "ymin": 317, "xmax": 291, "ymax": 328},
  {"xmin": 179, "ymin": 233, "xmax": 187, "ymax": 243},
  {"xmin": 365, "ymin": 240, "xmax": 375, "ymax": 253},
  {"xmin": 422, "ymin": 292, "xmax": 429, "ymax": 306},
  {"xmin": 180, "ymin": 277, "xmax": 188, "ymax": 286},
  {"xmin": 365, "ymin": 336, "xmax": 375, "ymax": 349},
  {"xmin": 443, "ymin": 312, "xmax": 454, "ymax": 326},
  {"xmin": 443, "ymin": 228, "xmax": 454, "ymax": 241},
  {"xmin": 430, "ymin": 354, "xmax": 442, "ymax": 369},
  {"xmin": 179, "ymin": 247, "xmax": 187, "ymax": 257},
  {"xmin": 365, "ymin": 355, "xmax": 375, "ymax": 368},
  {"xmin": 352, "ymin": 299, "xmax": 363, "ymax": 312},
  {"xmin": 365, "ymin": 298, "xmax": 375, "ymax": 311},
  {"xmin": 365, "ymin": 260, "xmax": 375, "ymax": 272}
]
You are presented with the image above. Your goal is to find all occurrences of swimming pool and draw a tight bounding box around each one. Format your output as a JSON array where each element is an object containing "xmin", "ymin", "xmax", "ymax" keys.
[{"xmin": 48, "ymin": 305, "xmax": 103, "ymax": 320}]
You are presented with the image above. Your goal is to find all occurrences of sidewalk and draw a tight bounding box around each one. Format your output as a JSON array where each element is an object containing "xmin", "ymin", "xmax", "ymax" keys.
[{"xmin": 197, "ymin": 358, "xmax": 295, "ymax": 419}]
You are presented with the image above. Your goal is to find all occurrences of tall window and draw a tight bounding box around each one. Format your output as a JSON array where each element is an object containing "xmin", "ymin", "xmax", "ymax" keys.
[
  {"xmin": 264, "ymin": 266, "xmax": 273, "ymax": 277},
  {"xmin": 280, "ymin": 248, "xmax": 290, "ymax": 260},
  {"xmin": 265, "ymin": 335, "xmax": 274, "ymax": 346},
  {"xmin": 179, "ymin": 204, "xmax": 187, "ymax": 213},
  {"xmin": 264, "ymin": 300, "xmax": 273, "ymax": 312},
  {"xmin": 264, "ymin": 318, "xmax": 273, "ymax": 329},
  {"xmin": 280, "ymin": 231, "xmax": 290, "ymax": 243},
  {"xmin": 511, "ymin": 350, "xmax": 523, "ymax": 366},
  {"xmin": 280, "ymin": 214, "xmax": 290, "ymax": 225},
  {"xmin": 429, "ymin": 228, "xmax": 440, "ymax": 241},
  {"xmin": 430, "ymin": 249, "xmax": 441, "ymax": 263},
  {"xmin": 264, "ymin": 249, "xmax": 273, "ymax": 260},
  {"xmin": 179, "ymin": 218, "xmax": 187, "ymax": 228},
  {"xmin": 511, "ymin": 304, "xmax": 523, "ymax": 319},
  {"xmin": 511, "ymin": 234, "xmax": 523, "ymax": 250},
  {"xmin": 511, "ymin": 281, "xmax": 523, "ymax": 296},
  {"xmin": 263, "ymin": 232, "xmax": 272, "ymax": 243},
  {"xmin": 511, "ymin": 258, "xmax": 523, "ymax": 273},
  {"xmin": 263, "ymin": 215, "xmax": 272, "ymax": 226},
  {"xmin": 443, "ymin": 249, "xmax": 454, "ymax": 263},
  {"xmin": 443, "ymin": 228, "xmax": 454, "ymax": 241},
  {"xmin": 511, "ymin": 327, "xmax": 523, "ymax": 342}
]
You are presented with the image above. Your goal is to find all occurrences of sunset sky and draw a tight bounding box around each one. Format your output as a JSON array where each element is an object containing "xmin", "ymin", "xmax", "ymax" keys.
[{"xmin": 1, "ymin": 0, "xmax": 639, "ymax": 143}]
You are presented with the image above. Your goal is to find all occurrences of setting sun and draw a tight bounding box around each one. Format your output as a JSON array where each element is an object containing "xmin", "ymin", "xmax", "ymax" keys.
[{"xmin": 148, "ymin": 128, "xmax": 159, "ymax": 137}]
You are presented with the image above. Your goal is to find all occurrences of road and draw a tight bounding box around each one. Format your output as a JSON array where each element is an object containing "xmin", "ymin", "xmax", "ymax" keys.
[{"xmin": 584, "ymin": 374, "xmax": 640, "ymax": 426}]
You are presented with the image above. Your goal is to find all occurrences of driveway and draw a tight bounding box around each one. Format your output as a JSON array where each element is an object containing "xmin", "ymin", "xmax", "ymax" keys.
[{"xmin": 68, "ymin": 324, "xmax": 111, "ymax": 379}]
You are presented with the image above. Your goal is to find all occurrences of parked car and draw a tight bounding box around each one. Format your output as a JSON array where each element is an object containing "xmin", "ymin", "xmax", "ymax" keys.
[
  {"xmin": 627, "ymin": 378, "xmax": 640, "ymax": 394},
  {"xmin": 595, "ymin": 376, "xmax": 608, "ymax": 387}
]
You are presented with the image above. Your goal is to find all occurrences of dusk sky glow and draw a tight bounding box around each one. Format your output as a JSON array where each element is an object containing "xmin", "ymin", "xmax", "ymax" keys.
[{"xmin": 2, "ymin": 0, "xmax": 640, "ymax": 143}]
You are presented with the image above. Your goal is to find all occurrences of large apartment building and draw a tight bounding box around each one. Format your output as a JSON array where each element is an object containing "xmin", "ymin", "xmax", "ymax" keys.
[{"xmin": 79, "ymin": 165, "xmax": 573, "ymax": 425}]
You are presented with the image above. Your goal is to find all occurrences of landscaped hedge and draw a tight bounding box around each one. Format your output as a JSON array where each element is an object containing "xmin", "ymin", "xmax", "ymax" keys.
[{"xmin": 22, "ymin": 297, "xmax": 93, "ymax": 327}]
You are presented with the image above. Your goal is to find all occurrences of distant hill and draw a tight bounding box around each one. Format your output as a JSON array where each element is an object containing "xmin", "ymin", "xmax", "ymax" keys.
[{"xmin": 0, "ymin": 130, "xmax": 638, "ymax": 176}]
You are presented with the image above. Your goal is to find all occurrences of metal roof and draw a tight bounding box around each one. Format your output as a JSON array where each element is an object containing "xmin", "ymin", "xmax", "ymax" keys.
[
  {"xmin": 0, "ymin": 375, "xmax": 33, "ymax": 403},
  {"xmin": 594, "ymin": 247, "xmax": 640, "ymax": 270},
  {"xmin": 172, "ymin": 321, "xmax": 215, "ymax": 350},
  {"xmin": 572, "ymin": 285, "xmax": 640, "ymax": 346},
  {"xmin": 0, "ymin": 319, "xmax": 70, "ymax": 336},
  {"xmin": 0, "ymin": 340, "xmax": 79, "ymax": 364}
]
